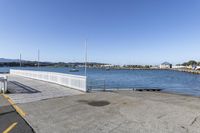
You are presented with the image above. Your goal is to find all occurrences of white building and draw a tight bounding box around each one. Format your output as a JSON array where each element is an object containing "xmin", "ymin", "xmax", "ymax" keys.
[
  {"xmin": 172, "ymin": 65, "xmax": 187, "ymax": 69},
  {"xmin": 195, "ymin": 66, "xmax": 200, "ymax": 70},
  {"xmin": 100, "ymin": 64, "xmax": 113, "ymax": 67},
  {"xmin": 160, "ymin": 62, "xmax": 172, "ymax": 69}
]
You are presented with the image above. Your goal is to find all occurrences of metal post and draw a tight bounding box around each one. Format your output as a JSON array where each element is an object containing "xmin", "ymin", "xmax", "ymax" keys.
[
  {"xmin": 3, "ymin": 77, "xmax": 7, "ymax": 94},
  {"xmin": 103, "ymin": 80, "xmax": 106, "ymax": 91},
  {"xmin": 0, "ymin": 76, "xmax": 7, "ymax": 94},
  {"xmin": 38, "ymin": 49, "xmax": 40, "ymax": 68},
  {"xmin": 20, "ymin": 53, "xmax": 22, "ymax": 67},
  {"xmin": 85, "ymin": 39, "xmax": 87, "ymax": 76},
  {"xmin": 0, "ymin": 82, "xmax": 3, "ymax": 93},
  {"xmin": 85, "ymin": 39, "xmax": 88, "ymax": 92}
]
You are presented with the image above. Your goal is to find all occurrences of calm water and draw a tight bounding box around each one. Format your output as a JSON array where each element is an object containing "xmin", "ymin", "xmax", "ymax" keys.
[{"xmin": 1, "ymin": 67, "xmax": 200, "ymax": 96}]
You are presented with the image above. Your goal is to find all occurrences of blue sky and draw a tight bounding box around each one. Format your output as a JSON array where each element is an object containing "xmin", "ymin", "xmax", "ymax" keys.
[{"xmin": 0, "ymin": 0, "xmax": 200, "ymax": 65}]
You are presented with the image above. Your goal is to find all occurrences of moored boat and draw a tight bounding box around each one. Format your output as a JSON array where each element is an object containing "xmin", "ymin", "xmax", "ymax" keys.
[{"xmin": 69, "ymin": 68, "xmax": 79, "ymax": 72}]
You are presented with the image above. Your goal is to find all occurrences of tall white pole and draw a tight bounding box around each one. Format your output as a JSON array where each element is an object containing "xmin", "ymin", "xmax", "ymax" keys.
[
  {"xmin": 20, "ymin": 53, "xmax": 22, "ymax": 67},
  {"xmin": 85, "ymin": 39, "xmax": 87, "ymax": 76},
  {"xmin": 38, "ymin": 49, "xmax": 40, "ymax": 68}
]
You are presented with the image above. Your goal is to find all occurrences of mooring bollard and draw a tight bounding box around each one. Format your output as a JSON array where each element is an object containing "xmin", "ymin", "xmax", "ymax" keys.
[{"xmin": 0, "ymin": 75, "xmax": 8, "ymax": 94}]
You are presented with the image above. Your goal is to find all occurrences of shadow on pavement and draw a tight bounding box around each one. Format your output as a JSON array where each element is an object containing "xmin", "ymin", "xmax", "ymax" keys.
[
  {"xmin": 0, "ymin": 104, "xmax": 35, "ymax": 133},
  {"xmin": 7, "ymin": 81, "xmax": 41, "ymax": 94}
]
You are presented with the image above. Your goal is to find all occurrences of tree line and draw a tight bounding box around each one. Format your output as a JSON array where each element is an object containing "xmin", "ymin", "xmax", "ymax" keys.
[{"xmin": 179, "ymin": 60, "xmax": 200, "ymax": 66}]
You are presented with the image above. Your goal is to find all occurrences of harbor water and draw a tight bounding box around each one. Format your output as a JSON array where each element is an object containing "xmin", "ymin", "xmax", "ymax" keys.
[{"xmin": 1, "ymin": 67, "xmax": 200, "ymax": 96}]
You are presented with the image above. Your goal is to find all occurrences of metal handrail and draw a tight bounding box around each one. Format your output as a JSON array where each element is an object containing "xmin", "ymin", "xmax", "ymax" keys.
[{"xmin": 87, "ymin": 79, "xmax": 106, "ymax": 91}]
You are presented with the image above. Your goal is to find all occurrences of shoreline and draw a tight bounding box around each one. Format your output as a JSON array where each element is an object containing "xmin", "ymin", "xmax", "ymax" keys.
[
  {"xmin": 90, "ymin": 89, "xmax": 200, "ymax": 98},
  {"xmin": 1, "ymin": 66, "xmax": 200, "ymax": 75},
  {"xmin": 172, "ymin": 68, "xmax": 200, "ymax": 74},
  {"xmin": 110, "ymin": 68, "xmax": 200, "ymax": 75}
]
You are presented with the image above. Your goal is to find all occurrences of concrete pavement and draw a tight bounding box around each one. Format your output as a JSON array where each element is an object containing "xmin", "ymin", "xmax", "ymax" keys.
[
  {"xmin": 3, "ymin": 74, "xmax": 200, "ymax": 133},
  {"xmin": 0, "ymin": 95, "xmax": 34, "ymax": 133},
  {"xmin": 18, "ymin": 91, "xmax": 200, "ymax": 133},
  {"xmin": 7, "ymin": 74, "xmax": 84, "ymax": 104}
]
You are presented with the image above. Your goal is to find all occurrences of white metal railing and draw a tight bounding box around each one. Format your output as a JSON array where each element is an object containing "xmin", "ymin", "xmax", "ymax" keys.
[
  {"xmin": 0, "ymin": 75, "xmax": 7, "ymax": 93},
  {"xmin": 10, "ymin": 69, "xmax": 87, "ymax": 92}
]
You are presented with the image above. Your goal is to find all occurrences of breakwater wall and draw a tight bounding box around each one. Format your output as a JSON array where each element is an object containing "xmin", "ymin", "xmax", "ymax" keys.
[{"xmin": 172, "ymin": 69, "xmax": 200, "ymax": 74}]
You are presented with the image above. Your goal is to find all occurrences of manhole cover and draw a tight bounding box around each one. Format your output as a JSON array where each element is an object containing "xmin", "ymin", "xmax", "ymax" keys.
[
  {"xmin": 88, "ymin": 101, "xmax": 110, "ymax": 106},
  {"xmin": 78, "ymin": 100, "xmax": 110, "ymax": 107}
]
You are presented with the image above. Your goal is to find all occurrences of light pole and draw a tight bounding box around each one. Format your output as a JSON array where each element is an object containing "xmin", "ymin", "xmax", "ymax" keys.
[
  {"xmin": 38, "ymin": 49, "xmax": 40, "ymax": 68},
  {"xmin": 85, "ymin": 39, "xmax": 88, "ymax": 76},
  {"xmin": 19, "ymin": 53, "xmax": 22, "ymax": 67}
]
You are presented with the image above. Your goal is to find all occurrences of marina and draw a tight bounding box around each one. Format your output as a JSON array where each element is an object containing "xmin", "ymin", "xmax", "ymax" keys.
[
  {"xmin": 0, "ymin": 68, "xmax": 200, "ymax": 132},
  {"xmin": 1, "ymin": 0, "xmax": 200, "ymax": 132},
  {"xmin": 1, "ymin": 74, "xmax": 200, "ymax": 133},
  {"xmin": 1, "ymin": 67, "xmax": 200, "ymax": 96}
]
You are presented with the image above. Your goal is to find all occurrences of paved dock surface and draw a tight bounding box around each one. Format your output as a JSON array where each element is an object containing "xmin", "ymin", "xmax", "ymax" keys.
[
  {"xmin": 0, "ymin": 95, "xmax": 34, "ymax": 133},
  {"xmin": 17, "ymin": 91, "xmax": 200, "ymax": 133},
  {"xmin": 7, "ymin": 74, "xmax": 83, "ymax": 103},
  {"xmin": 3, "ymin": 74, "xmax": 200, "ymax": 133}
]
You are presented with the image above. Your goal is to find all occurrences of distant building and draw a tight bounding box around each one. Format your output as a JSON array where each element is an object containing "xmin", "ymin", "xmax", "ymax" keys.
[
  {"xmin": 100, "ymin": 64, "xmax": 113, "ymax": 68},
  {"xmin": 196, "ymin": 66, "xmax": 200, "ymax": 70},
  {"xmin": 160, "ymin": 62, "xmax": 172, "ymax": 69},
  {"xmin": 187, "ymin": 65, "xmax": 197, "ymax": 70},
  {"xmin": 150, "ymin": 65, "xmax": 159, "ymax": 69},
  {"xmin": 192, "ymin": 65, "xmax": 197, "ymax": 70},
  {"xmin": 172, "ymin": 65, "xmax": 187, "ymax": 69}
]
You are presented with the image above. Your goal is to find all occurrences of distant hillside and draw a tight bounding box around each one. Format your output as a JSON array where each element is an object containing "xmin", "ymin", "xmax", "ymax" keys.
[
  {"xmin": 0, "ymin": 58, "xmax": 109, "ymax": 67},
  {"xmin": 0, "ymin": 58, "xmax": 20, "ymax": 63}
]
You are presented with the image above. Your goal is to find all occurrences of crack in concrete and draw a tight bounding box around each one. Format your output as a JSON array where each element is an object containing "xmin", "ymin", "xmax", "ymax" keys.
[
  {"xmin": 157, "ymin": 114, "xmax": 167, "ymax": 119},
  {"xmin": 190, "ymin": 115, "xmax": 200, "ymax": 126},
  {"xmin": 180, "ymin": 126, "xmax": 189, "ymax": 133}
]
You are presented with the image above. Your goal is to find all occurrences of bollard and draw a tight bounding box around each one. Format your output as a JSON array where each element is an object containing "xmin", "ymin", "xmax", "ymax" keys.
[
  {"xmin": 103, "ymin": 80, "xmax": 106, "ymax": 92},
  {"xmin": 0, "ymin": 82, "xmax": 2, "ymax": 93},
  {"xmin": 3, "ymin": 78, "xmax": 8, "ymax": 93},
  {"xmin": 0, "ymin": 75, "xmax": 7, "ymax": 94}
]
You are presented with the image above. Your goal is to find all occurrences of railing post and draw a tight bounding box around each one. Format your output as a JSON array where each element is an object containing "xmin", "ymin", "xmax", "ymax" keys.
[
  {"xmin": 86, "ymin": 77, "xmax": 88, "ymax": 92},
  {"xmin": 4, "ymin": 77, "xmax": 7, "ymax": 93},
  {"xmin": 0, "ymin": 82, "xmax": 2, "ymax": 93},
  {"xmin": 103, "ymin": 80, "xmax": 106, "ymax": 91}
]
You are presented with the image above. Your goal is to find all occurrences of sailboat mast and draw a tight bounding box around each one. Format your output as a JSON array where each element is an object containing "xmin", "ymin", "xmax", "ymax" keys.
[
  {"xmin": 38, "ymin": 49, "xmax": 40, "ymax": 68},
  {"xmin": 20, "ymin": 53, "xmax": 22, "ymax": 67},
  {"xmin": 85, "ymin": 39, "xmax": 87, "ymax": 76}
]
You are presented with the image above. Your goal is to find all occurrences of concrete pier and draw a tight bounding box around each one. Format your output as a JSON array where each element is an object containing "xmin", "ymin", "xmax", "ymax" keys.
[{"xmin": 7, "ymin": 74, "xmax": 83, "ymax": 104}]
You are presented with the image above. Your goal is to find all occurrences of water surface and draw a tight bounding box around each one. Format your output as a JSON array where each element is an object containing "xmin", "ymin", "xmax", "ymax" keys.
[{"xmin": 1, "ymin": 67, "xmax": 200, "ymax": 96}]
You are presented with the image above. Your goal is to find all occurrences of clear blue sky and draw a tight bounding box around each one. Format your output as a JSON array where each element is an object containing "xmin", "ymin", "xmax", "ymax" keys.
[{"xmin": 0, "ymin": 0, "xmax": 200, "ymax": 65}]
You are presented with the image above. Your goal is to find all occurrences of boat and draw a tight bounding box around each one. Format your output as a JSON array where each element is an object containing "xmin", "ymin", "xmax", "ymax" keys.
[
  {"xmin": 105, "ymin": 67, "xmax": 110, "ymax": 71},
  {"xmin": 69, "ymin": 68, "xmax": 79, "ymax": 72}
]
